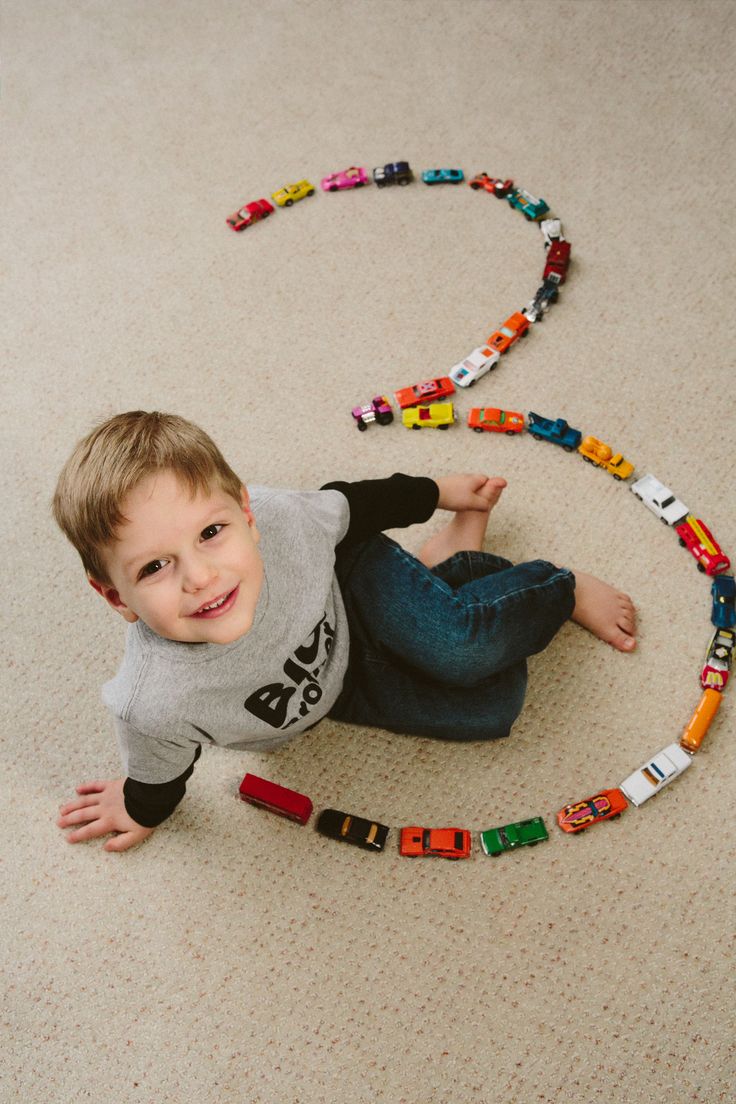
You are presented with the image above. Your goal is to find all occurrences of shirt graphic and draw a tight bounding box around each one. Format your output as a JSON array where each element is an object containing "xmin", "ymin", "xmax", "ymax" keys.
[{"xmin": 243, "ymin": 613, "xmax": 335, "ymax": 729}]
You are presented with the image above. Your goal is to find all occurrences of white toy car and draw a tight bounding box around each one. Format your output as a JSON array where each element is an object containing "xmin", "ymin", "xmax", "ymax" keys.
[
  {"xmin": 540, "ymin": 218, "xmax": 564, "ymax": 248},
  {"xmin": 620, "ymin": 743, "xmax": 692, "ymax": 807},
  {"xmin": 448, "ymin": 345, "xmax": 500, "ymax": 388},
  {"xmin": 630, "ymin": 473, "xmax": 689, "ymax": 526}
]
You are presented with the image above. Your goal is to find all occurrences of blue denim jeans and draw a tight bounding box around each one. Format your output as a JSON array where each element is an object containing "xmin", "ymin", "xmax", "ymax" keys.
[{"xmin": 329, "ymin": 535, "xmax": 575, "ymax": 741}]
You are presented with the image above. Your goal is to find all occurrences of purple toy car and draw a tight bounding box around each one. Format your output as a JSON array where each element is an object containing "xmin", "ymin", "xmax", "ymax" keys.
[{"xmin": 352, "ymin": 395, "xmax": 394, "ymax": 431}]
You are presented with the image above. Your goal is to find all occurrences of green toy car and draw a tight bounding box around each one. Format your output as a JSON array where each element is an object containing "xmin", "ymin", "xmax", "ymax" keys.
[{"xmin": 479, "ymin": 816, "xmax": 549, "ymax": 856}]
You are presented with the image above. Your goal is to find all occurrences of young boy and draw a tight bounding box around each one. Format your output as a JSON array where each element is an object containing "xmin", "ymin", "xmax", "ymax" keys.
[{"xmin": 54, "ymin": 410, "xmax": 636, "ymax": 852}]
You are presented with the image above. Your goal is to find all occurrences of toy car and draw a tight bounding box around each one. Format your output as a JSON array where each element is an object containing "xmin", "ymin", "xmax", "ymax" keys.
[
  {"xmin": 680, "ymin": 688, "xmax": 723, "ymax": 753},
  {"xmin": 540, "ymin": 218, "xmax": 564, "ymax": 247},
  {"xmin": 619, "ymin": 743, "xmax": 692, "ymax": 807},
  {"xmin": 527, "ymin": 412, "xmax": 582, "ymax": 451},
  {"xmin": 321, "ymin": 166, "xmax": 369, "ymax": 191},
  {"xmin": 700, "ymin": 627, "xmax": 735, "ymax": 691},
  {"xmin": 402, "ymin": 403, "xmax": 455, "ymax": 430},
  {"xmin": 556, "ymin": 788, "xmax": 628, "ymax": 834},
  {"xmin": 577, "ymin": 436, "xmax": 635, "ymax": 480},
  {"xmin": 226, "ymin": 198, "xmax": 274, "ymax": 231},
  {"xmin": 469, "ymin": 174, "xmax": 513, "ymax": 197},
  {"xmin": 543, "ymin": 240, "xmax": 572, "ymax": 285},
  {"xmin": 711, "ymin": 575, "xmax": 736, "ymax": 628},
  {"xmin": 630, "ymin": 474, "xmax": 689, "ymax": 526},
  {"xmin": 507, "ymin": 188, "xmax": 550, "ymax": 221},
  {"xmin": 421, "ymin": 168, "xmax": 464, "ymax": 185},
  {"xmin": 351, "ymin": 395, "xmax": 393, "ymax": 431},
  {"xmin": 271, "ymin": 180, "xmax": 315, "ymax": 207},
  {"xmin": 674, "ymin": 516, "xmax": 731, "ymax": 576},
  {"xmin": 522, "ymin": 280, "xmax": 560, "ymax": 323},
  {"xmin": 486, "ymin": 311, "xmax": 531, "ymax": 354},
  {"xmin": 399, "ymin": 826, "xmax": 472, "ymax": 859},
  {"xmin": 373, "ymin": 161, "xmax": 412, "ymax": 187},
  {"xmin": 238, "ymin": 773, "xmax": 313, "ymax": 825},
  {"xmin": 480, "ymin": 817, "xmax": 548, "ymax": 856},
  {"xmin": 468, "ymin": 407, "xmax": 525, "ymax": 435},
  {"xmin": 316, "ymin": 808, "xmax": 390, "ymax": 852},
  {"xmin": 394, "ymin": 376, "xmax": 455, "ymax": 409},
  {"xmin": 448, "ymin": 345, "xmax": 500, "ymax": 387}
]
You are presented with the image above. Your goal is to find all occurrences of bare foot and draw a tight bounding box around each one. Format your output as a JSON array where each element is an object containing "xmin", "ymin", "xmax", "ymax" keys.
[
  {"xmin": 571, "ymin": 571, "xmax": 637, "ymax": 652},
  {"xmin": 418, "ymin": 477, "xmax": 507, "ymax": 567}
]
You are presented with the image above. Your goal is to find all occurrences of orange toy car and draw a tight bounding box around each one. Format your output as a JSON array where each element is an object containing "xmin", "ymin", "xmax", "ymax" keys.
[
  {"xmin": 394, "ymin": 376, "xmax": 455, "ymax": 410},
  {"xmin": 556, "ymin": 788, "xmax": 628, "ymax": 834},
  {"xmin": 468, "ymin": 407, "xmax": 525, "ymax": 435},
  {"xmin": 486, "ymin": 312, "xmax": 530, "ymax": 355},
  {"xmin": 680, "ymin": 688, "xmax": 722, "ymax": 754},
  {"xmin": 399, "ymin": 826, "xmax": 472, "ymax": 859}
]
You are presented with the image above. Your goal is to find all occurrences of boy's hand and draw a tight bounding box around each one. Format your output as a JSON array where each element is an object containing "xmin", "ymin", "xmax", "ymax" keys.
[
  {"xmin": 57, "ymin": 779, "xmax": 154, "ymax": 852},
  {"xmin": 435, "ymin": 473, "xmax": 506, "ymax": 512}
]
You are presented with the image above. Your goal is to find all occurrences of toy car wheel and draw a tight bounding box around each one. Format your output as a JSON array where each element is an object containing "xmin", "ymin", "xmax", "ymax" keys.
[
  {"xmin": 307, "ymin": 189, "xmax": 315, "ymax": 196},
  {"xmin": 473, "ymin": 427, "xmax": 483, "ymax": 434},
  {"xmin": 697, "ymin": 564, "xmax": 706, "ymax": 573},
  {"xmin": 412, "ymin": 425, "xmax": 421, "ymax": 430},
  {"xmin": 470, "ymin": 182, "xmax": 481, "ymax": 190},
  {"xmin": 613, "ymin": 474, "xmax": 622, "ymax": 481},
  {"xmin": 355, "ymin": 181, "xmax": 364, "ymax": 187},
  {"xmin": 329, "ymin": 185, "xmax": 338, "ymax": 192},
  {"xmin": 563, "ymin": 445, "xmax": 574, "ymax": 452},
  {"xmin": 356, "ymin": 421, "xmax": 367, "ymax": 431},
  {"xmin": 285, "ymin": 199, "xmax": 294, "ymax": 207},
  {"xmin": 399, "ymin": 179, "xmax": 410, "ymax": 186},
  {"xmin": 582, "ymin": 456, "xmax": 594, "ymax": 464},
  {"xmin": 438, "ymin": 425, "xmax": 449, "ymax": 430},
  {"xmin": 505, "ymin": 430, "xmax": 517, "ymax": 436}
]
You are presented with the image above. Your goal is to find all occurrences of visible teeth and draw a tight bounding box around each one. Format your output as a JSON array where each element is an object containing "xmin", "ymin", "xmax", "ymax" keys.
[{"xmin": 200, "ymin": 594, "xmax": 228, "ymax": 612}]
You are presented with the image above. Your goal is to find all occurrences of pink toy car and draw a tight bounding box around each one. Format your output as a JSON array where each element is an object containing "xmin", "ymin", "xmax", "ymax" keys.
[
  {"xmin": 351, "ymin": 395, "xmax": 393, "ymax": 431},
  {"xmin": 321, "ymin": 166, "xmax": 369, "ymax": 192}
]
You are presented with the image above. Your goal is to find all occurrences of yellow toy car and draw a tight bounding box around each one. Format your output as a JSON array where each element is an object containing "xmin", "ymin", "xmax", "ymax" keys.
[
  {"xmin": 402, "ymin": 403, "xmax": 455, "ymax": 430},
  {"xmin": 578, "ymin": 435, "xmax": 634, "ymax": 480},
  {"xmin": 271, "ymin": 179, "xmax": 315, "ymax": 207}
]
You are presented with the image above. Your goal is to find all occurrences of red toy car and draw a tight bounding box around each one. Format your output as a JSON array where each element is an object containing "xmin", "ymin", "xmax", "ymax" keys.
[
  {"xmin": 468, "ymin": 407, "xmax": 525, "ymax": 435},
  {"xmin": 556, "ymin": 788, "xmax": 628, "ymax": 834},
  {"xmin": 486, "ymin": 312, "xmax": 530, "ymax": 354},
  {"xmin": 674, "ymin": 516, "xmax": 731, "ymax": 576},
  {"xmin": 399, "ymin": 826, "xmax": 472, "ymax": 859},
  {"xmin": 239, "ymin": 773, "xmax": 313, "ymax": 825},
  {"xmin": 469, "ymin": 173, "xmax": 514, "ymax": 197},
  {"xmin": 394, "ymin": 376, "xmax": 455, "ymax": 410},
  {"xmin": 226, "ymin": 198, "xmax": 274, "ymax": 231},
  {"xmin": 543, "ymin": 240, "xmax": 571, "ymax": 285}
]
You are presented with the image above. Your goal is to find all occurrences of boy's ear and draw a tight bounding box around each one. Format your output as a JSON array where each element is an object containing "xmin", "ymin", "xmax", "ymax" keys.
[
  {"xmin": 239, "ymin": 485, "xmax": 259, "ymax": 543},
  {"xmin": 87, "ymin": 576, "xmax": 139, "ymax": 623}
]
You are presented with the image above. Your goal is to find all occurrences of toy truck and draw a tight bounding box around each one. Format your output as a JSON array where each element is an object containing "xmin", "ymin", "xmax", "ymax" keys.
[
  {"xmin": 527, "ymin": 411, "xmax": 582, "ymax": 451},
  {"xmin": 351, "ymin": 395, "xmax": 394, "ymax": 431},
  {"xmin": 543, "ymin": 240, "xmax": 572, "ymax": 285},
  {"xmin": 674, "ymin": 515, "xmax": 731, "ymax": 576},
  {"xmin": 373, "ymin": 161, "xmax": 412, "ymax": 187},
  {"xmin": 577, "ymin": 436, "xmax": 634, "ymax": 480}
]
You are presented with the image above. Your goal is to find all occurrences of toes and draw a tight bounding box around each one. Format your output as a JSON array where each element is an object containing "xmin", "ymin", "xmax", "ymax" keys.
[{"xmin": 609, "ymin": 626, "xmax": 636, "ymax": 652}]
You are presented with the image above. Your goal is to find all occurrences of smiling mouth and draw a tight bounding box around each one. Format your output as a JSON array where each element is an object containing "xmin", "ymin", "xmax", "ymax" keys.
[{"xmin": 190, "ymin": 586, "xmax": 239, "ymax": 619}]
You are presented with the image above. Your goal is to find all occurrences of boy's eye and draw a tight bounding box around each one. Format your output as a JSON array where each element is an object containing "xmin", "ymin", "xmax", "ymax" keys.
[
  {"xmin": 201, "ymin": 523, "xmax": 224, "ymax": 540},
  {"xmin": 139, "ymin": 559, "xmax": 167, "ymax": 579}
]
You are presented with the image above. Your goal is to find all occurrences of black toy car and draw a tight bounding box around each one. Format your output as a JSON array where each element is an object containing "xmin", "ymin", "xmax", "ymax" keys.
[
  {"xmin": 316, "ymin": 808, "xmax": 390, "ymax": 852},
  {"xmin": 373, "ymin": 161, "xmax": 413, "ymax": 188}
]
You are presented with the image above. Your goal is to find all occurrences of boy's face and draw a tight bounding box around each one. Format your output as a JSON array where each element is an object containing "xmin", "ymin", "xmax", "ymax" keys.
[{"xmin": 90, "ymin": 470, "xmax": 263, "ymax": 645}]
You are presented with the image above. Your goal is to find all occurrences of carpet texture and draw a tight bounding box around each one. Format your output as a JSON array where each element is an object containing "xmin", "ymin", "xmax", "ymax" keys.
[{"xmin": 2, "ymin": 1, "xmax": 735, "ymax": 1102}]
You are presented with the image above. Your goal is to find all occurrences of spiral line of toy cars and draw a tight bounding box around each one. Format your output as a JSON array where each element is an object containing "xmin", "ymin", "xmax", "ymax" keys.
[{"xmin": 229, "ymin": 164, "xmax": 733, "ymax": 857}]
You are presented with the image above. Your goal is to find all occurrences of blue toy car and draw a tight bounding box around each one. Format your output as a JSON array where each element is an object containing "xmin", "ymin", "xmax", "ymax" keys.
[
  {"xmin": 711, "ymin": 575, "xmax": 736, "ymax": 628},
  {"xmin": 507, "ymin": 188, "xmax": 550, "ymax": 221},
  {"xmin": 421, "ymin": 168, "xmax": 464, "ymax": 185},
  {"xmin": 527, "ymin": 412, "xmax": 582, "ymax": 452}
]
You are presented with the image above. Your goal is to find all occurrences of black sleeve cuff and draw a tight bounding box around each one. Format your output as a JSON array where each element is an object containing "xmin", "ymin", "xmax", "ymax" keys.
[
  {"xmin": 321, "ymin": 473, "xmax": 439, "ymax": 547},
  {"xmin": 123, "ymin": 746, "xmax": 201, "ymax": 828}
]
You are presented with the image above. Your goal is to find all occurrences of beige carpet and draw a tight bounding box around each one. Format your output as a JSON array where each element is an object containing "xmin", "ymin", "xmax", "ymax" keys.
[{"xmin": 2, "ymin": 1, "xmax": 735, "ymax": 1101}]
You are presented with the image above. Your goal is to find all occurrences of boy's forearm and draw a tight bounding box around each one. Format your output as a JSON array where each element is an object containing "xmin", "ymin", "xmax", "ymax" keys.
[
  {"xmin": 322, "ymin": 473, "xmax": 439, "ymax": 546},
  {"xmin": 123, "ymin": 746, "xmax": 201, "ymax": 828}
]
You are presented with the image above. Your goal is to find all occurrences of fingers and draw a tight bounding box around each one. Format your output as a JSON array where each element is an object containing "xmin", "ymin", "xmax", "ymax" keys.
[
  {"xmin": 58, "ymin": 794, "xmax": 100, "ymax": 817},
  {"xmin": 57, "ymin": 804, "xmax": 101, "ymax": 827},
  {"xmin": 104, "ymin": 832, "xmax": 141, "ymax": 853},
  {"xmin": 75, "ymin": 781, "xmax": 109, "ymax": 794},
  {"xmin": 62, "ymin": 818, "xmax": 112, "ymax": 844}
]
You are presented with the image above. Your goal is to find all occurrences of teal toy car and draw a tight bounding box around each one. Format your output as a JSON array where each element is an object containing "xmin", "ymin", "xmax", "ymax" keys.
[
  {"xmin": 507, "ymin": 188, "xmax": 550, "ymax": 221},
  {"xmin": 527, "ymin": 411, "xmax": 582, "ymax": 452},
  {"xmin": 480, "ymin": 816, "xmax": 549, "ymax": 856},
  {"xmin": 422, "ymin": 168, "xmax": 464, "ymax": 185}
]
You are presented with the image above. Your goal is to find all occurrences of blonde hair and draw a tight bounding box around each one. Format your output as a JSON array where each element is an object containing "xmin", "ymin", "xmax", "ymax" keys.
[{"xmin": 53, "ymin": 411, "xmax": 244, "ymax": 585}]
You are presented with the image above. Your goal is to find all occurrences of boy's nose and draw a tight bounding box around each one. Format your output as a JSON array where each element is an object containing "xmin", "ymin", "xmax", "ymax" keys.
[{"xmin": 181, "ymin": 554, "xmax": 218, "ymax": 592}]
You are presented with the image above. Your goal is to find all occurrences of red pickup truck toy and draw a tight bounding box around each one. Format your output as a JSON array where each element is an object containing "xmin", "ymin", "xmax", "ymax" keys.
[{"xmin": 543, "ymin": 240, "xmax": 571, "ymax": 285}]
